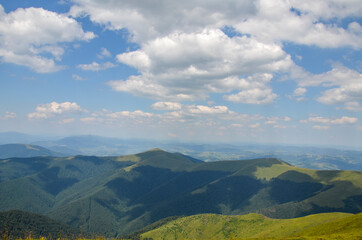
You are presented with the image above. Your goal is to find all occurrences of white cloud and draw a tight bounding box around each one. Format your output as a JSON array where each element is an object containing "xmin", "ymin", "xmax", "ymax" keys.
[
  {"xmin": 313, "ymin": 125, "xmax": 330, "ymax": 130},
  {"xmin": 297, "ymin": 65, "xmax": 362, "ymax": 110},
  {"xmin": 302, "ymin": 115, "xmax": 358, "ymax": 125},
  {"xmin": 28, "ymin": 102, "xmax": 83, "ymax": 119},
  {"xmin": 0, "ymin": 112, "xmax": 16, "ymax": 120},
  {"xmin": 59, "ymin": 118, "xmax": 75, "ymax": 124},
  {"xmin": 341, "ymin": 102, "xmax": 362, "ymax": 112},
  {"xmin": 265, "ymin": 116, "xmax": 291, "ymax": 125},
  {"xmin": 291, "ymin": 87, "xmax": 307, "ymax": 101},
  {"xmin": 284, "ymin": 116, "xmax": 291, "ymax": 122},
  {"xmin": 98, "ymin": 47, "xmax": 111, "ymax": 58},
  {"xmin": 72, "ymin": 74, "xmax": 84, "ymax": 81},
  {"xmin": 80, "ymin": 117, "xmax": 100, "ymax": 123},
  {"xmin": 229, "ymin": 123, "xmax": 244, "ymax": 128},
  {"xmin": 294, "ymin": 87, "xmax": 306, "ymax": 96},
  {"xmin": 77, "ymin": 61, "xmax": 116, "ymax": 71},
  {"xmin": 70, "ymin": 0, "xmax": 256, "ymax": 42},
  {"xmin": 70, "ymin": 0, "xmax": 361, "ymax": 105},
  {"xmin": 265, "ymin": 120, "xmax": 277, "ymax": 125},
  {"xmin": 0, "ymin": 5, "xmax": 95, "ymax": 73},
  {"xmin": 111, "ymin": 29, "xmax": 290, "ymax": 102},
  {"xmin": 235, "ymin": 0, "xmax": 362, "ymax": 49},
  {"xmin": 289, "ymin": 0, "xmax": 362, "ymax": 19},
  {"xmin": 93, "ymin": 109, "xmax": 154, "ymax": 119},
  {"xmin": 71, "ymin": 0, "xmax": 361, "ymax": 49},
  {"xmin": 249, "ymin": 123, "xmax": 261, "ymax": 129},
  {"xmin": 186, "ymin": 105, "xmax": 230, "ymax": 114},
  {"xmin": 151, "ymin": 102, "xmax": 182, "ymax": 111}
]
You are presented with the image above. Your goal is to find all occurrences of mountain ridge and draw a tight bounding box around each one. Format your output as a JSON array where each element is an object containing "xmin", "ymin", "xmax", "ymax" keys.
[
  {"xmin": 0, "ymin": 149, "xmax": 361, "ymax": 237},
  {"xmin": 0, "ymin": 143, "xmax": 64, "ymax": 159}
]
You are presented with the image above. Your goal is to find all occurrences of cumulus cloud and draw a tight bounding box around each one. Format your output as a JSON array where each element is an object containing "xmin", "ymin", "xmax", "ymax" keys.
[
  {"xmin": 59, "ymin": 118, "xmax": 75, "ymax": 124},
  {"xmin": 70, "ymin": 0, "xmax": 361, "ymax": 104},
  {"xmin": 110, "ymin": 29, "xmax": 291, "ymax": 102},
  {"xmin": 341, "ymin": 102, "xmax": 362, "ymax": 112},
  {"xmin": 298, "ymin": 65, "xmax": 362, "ymax": 110},
  {"xmin": 185, "ymin": 105, "xmax": 230, "ymax": 114},
  {"xmin": 223, "ymin": 74, "xmax": 278, "ymax": 104},
  {"xmin": 77, "ymin": 61, "xmax": 116, "ymax": 71},
  {"xmin": 71, "ymin": 0, "xmax": 361, "ymax": 48},
  {"xmin": 72, "ymin": 74, "xmax": 84, "ymax": 81},
  {"xmin": 0, "ymin": 5, "xmax": 95, "ymax": 72},
  {"xmin": 235, "ymin": 0, "xmax": 361, "ymax": 49},
  {"xmin": 249, "ymin": 123, "xmax": 261, "ymax": 129},
  {"xmin": 98, "ymin": 47, "xmax": 111, "ymax": 58},
  {"xmin": 265, "ymin": 116, "xmax": 291, "ymax": 125},
  {"xmin": 0, "ymin": 112, "xmax": 16, "ymax": 120},
  {"xmin": 70, "ymin": 0, "xmax": 256, "ymax": 42},
  {"xmin": 302, "ymin": 115, "xmax": 358, "ymax": 125},
  {"xmin": 93, "ymin": 109, "xmax": 154, "ymax": 119},
  {"xmin": 313, "ymin": 125, "xmax": 330, "ymax": 130},
  {"xmin": 28, "ymin": 102, "xmax": 83, "ymax": 119},
  {"xmin": 152, "ymin": 102, "xmax": 182, "ymax": 111},
  {"xmin": 292, "ymin": 87, "xmax": 307, "ymax": 101}
]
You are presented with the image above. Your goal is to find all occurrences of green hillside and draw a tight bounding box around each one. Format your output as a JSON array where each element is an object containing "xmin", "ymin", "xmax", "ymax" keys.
[
  {"xmin": 140, "ymin": 212, "xmax": 362, "ymax": 240},
  {"xmin": 0, "ymin": 149, "xmax": 361, "ymax": 237}
]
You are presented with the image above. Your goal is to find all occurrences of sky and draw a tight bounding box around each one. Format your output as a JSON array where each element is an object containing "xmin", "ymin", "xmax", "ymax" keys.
[{"xmin": 0, "ymin": 0, "xmax": 361, "ymax": 148}]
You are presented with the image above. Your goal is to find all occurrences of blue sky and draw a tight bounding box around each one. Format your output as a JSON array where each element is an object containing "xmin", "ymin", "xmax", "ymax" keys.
[{"xmin": 0, "ymin": 0, "xmax": 361, "ymax": 147}]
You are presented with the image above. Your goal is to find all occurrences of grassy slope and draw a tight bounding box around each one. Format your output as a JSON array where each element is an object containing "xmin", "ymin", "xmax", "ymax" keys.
[{"xmin": 140, "ymin": 212, "xmax": 362, "ymax": 240}]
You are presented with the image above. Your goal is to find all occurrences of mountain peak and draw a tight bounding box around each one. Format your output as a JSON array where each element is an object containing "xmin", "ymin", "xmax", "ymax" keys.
[
  {"xmin": 134, "ymin": 149, "xmax": 200, "ymax": 171},
  {"xmin": 148, "ymin": 148, "xmax": 166, "ymax": 152}
]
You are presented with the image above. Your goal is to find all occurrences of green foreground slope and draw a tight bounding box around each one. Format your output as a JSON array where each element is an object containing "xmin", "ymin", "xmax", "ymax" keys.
[{"xmin": 140, "ymin": 212, "xmax": 362, "ymax": 240}]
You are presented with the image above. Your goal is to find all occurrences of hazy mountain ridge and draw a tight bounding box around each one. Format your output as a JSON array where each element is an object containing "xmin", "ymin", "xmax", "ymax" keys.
[
  {"xmin": 1, "ymin": 132, "xmax": 361, "ymax": 171},
  {"xmin": 0, "ymin": 144, "xmax": 64, "ymax": 159},
  {"xmin": 0, "ymin": 149, "xmax": 361, "ymax": 237}
]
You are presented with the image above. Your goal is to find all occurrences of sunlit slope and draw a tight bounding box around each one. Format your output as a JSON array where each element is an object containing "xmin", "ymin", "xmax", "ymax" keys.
[{"xmin": 140, "ymin": 212, "xmax": 362, "ymax": 240}]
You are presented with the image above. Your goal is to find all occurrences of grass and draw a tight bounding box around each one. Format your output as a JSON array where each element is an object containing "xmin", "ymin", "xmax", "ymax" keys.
[{"xmin": 140, "ymin": 212, "xmax": 362, "ymax": 240}]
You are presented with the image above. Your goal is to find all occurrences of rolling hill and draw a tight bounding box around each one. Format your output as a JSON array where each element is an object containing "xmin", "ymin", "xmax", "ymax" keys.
[
  {"xmin": 0, "ymin": 149, "xmax": 361, "ymax": 237},
  {"xmin": 139, "ymin": 212, "xmax": 362, "ymax": 240}
]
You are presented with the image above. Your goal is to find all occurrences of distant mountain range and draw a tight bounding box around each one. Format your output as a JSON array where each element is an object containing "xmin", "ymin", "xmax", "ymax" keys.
[
  {"xmin": 0, "ymin": 144, "xmax": 64, "ymax": 159},
  {"xmin": 0, "ymin": 149, "xmax": 361, "ymax": 237},
  {"xmin": 0, "ymin": 131, "xmax": 362, "ymax": 170}
]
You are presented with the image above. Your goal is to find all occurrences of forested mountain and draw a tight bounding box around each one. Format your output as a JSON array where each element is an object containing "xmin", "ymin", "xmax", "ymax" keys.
[
  {"xmin": 0, "ymin": 210, "xmax": 86, "ymax": 239},
  {"xmin": 0, "ymin": 149, "xmax": 361, "ymax": 237}
]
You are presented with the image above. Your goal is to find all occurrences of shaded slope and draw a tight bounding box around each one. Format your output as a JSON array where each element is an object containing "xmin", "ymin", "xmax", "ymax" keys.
[
  {"xmin": 0, "ymin": 210, "xmax": 87, "ymax": 239},
  {"xmin": 140, "ymin": 212, "xmax": 361, "ymax": 240},
  {"xmin": 48, "ymin": 152, "xmax": 362, "ymax": 237},
  {"xmin": 0, "ymin": 155, "xmax": 137, "ymax": 213}
]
